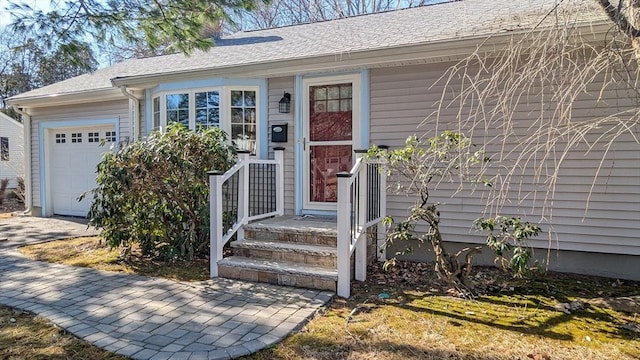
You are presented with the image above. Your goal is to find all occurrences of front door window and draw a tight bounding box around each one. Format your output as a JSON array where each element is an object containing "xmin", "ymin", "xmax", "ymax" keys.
[{"xmin": 306, "ymin": 82, "xmax": 354, "ymax": 205}]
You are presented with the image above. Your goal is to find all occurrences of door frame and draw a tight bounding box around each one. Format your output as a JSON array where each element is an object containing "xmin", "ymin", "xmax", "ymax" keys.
[{"xmin": 295, "ymin": 71, "xmax": 369, "ymax": 214}]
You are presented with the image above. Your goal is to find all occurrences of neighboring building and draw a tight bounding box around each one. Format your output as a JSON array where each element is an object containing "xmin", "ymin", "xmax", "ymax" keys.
[
  {"xmin": 0, "ymin": 112, "xmax": 24, "ymax": 189},
  {"xmin": 7, "ymin": 0, "xmax": 639, "ymax": 280}
]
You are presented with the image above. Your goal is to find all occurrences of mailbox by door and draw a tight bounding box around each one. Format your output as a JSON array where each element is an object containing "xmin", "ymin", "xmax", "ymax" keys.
[{"xmin": 271, "ymin": 124, "xmax": 288, "ymax": 143}]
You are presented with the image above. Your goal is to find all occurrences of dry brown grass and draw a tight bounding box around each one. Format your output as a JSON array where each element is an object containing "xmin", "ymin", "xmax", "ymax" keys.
[
  {"xmin": 15, "ymin": 237, "xmax": 640, "ymax": 360},
  {"xmin": 244, "ymin": 267, "xmax": 640, "ymax": 360},
  {"xmin": 0, "ymin": 306, "xmax": 127, "ymax": 360},
  {"xmin": 19, "ymin": 236, "xmax": 210, "ymax": 282}
]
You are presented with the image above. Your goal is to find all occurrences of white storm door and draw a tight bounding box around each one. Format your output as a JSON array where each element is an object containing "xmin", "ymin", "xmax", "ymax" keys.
[{"xmin": 302, "ymin": 74, "xmax": 361, "ymax": 211}]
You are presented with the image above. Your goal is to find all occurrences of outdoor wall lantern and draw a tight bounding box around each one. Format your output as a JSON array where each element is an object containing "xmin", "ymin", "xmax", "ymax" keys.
[{"xmin": 279, "ymin": 92, "xmax": 291, "ymax": 113}]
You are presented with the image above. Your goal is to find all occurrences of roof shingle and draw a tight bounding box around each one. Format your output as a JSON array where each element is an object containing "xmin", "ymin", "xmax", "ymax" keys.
[{"xmin": 10, "ymin": 0, "xmax": 605, "ymax": 101}]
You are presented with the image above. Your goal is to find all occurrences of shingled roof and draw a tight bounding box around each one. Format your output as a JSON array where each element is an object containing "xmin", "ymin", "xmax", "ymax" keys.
[{"xmin": 9, "ymin": 0, "xmax": 606, "ymax": 102}]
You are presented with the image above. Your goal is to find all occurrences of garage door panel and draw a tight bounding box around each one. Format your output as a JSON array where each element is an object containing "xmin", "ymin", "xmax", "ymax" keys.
[{"xmin": 50, "ymin": 126, "xmax": 114, "ymax": 216}]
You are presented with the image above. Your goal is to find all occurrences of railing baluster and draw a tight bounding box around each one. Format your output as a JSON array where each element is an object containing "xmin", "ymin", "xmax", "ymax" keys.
[{"xmin": 275, "ymin": 147, "xmax": 285, "ymax": 216}]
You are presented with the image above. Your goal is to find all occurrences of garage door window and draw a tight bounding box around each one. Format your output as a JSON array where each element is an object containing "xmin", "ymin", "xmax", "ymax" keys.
[
  {"xmin": 88, "ymin": 132, "xmax": 99, "ymax": 143},
  {"xmin": 105, "ymin": 131, "xmax": 116, "ymax": 142},
  {"xmin": 55, "ymin": 133, "xmax": 66, "ymax": 144},
  {"xmin": 0, "ymin": 137, "xmax": 8, "ymax": 161}
]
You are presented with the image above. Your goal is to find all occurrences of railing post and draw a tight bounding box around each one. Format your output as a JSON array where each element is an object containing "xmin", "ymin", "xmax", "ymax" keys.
[
  {"xmin": 274, "ymin": 147, "xmax": 285, "ymax": 216},
  {"xmin": 237, "ymin": 151, "xmax": 250, "ymax": 241},
  {"xmin": 336, "ymin": 172, "xmax": 352, "ymax": 298},
  {"xmin": 377, "ymin": 168, "xmax": 388, "ymax": 262},
  {"xmin": 354, "ymin": 150, "xmax": 368, "ymax": 282},
  {"xmin": 209, "ymin": 170, "xmax": 225, "ymax": 277},
  {"xmin": 377, "ymin": 145, "xmax": 389, "ymax": 262}
]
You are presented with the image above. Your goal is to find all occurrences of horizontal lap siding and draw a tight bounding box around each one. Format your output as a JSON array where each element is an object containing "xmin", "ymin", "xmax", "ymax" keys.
[
  {"xmin": 0, "ymin": 118, "xmax": 23, "ymax": 188},
  {"xmin": 28, "ymin": 99, "xmax": 130, "ymax": 208},
  {"xmin": 370, "ymin": 64, "xmax": 640, "ymax": 255},
  {"xmin": 267, "ymin": 77, "xmax": 295, "ymax": 215}
]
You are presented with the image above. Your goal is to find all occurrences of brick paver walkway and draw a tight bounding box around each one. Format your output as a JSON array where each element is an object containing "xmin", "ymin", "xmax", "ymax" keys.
[{"xmin": 0, "ymin": 217, "xmax": 333, "ymax": 360}]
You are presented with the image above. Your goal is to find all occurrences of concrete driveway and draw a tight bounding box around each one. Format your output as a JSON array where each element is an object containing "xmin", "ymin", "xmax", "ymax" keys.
[{"xmin": 0, "ymin": 216, "xmax": 333, "ymax": 360}]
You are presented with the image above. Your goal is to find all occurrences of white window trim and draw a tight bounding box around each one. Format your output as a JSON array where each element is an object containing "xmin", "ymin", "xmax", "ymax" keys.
[{"xmin": 151, "ymin": 86, "xmax": 261, "ymax": 157}]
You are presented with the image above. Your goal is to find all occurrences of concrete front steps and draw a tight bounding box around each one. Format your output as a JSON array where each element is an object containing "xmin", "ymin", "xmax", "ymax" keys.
[{"xmin": 217, "ymin": 216, "xmax": 339, "ymax": 292}]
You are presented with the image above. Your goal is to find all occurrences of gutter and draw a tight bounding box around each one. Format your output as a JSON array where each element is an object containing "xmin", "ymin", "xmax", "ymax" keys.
[
  {"xmin": 119, "ymin": 86, "xmax": 141, "ymax": 141},
  {"xmin": 12, "ymin": 107, "xmax": 32, "ymax": 216}
]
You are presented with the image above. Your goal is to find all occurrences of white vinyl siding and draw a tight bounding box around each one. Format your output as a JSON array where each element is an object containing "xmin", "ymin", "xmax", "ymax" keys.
[
  {"xmin": 28, "ymin": 99, "xmax": 130, "ymax": 208},
  {"xmin": 370, "ymin": 63, "xmax": 640, "ymax": 256},
  {"xmin": 0, "ymin": 114, "xmax": 24, "ymax": 188},
  {"xmin": 268, "ymin": 77, "xmax": 295, "ymax": 215}
]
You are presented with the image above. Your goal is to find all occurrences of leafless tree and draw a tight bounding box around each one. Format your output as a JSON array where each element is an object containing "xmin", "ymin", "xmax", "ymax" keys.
[
  {"xmin": 424, "ymin": 0, "xmax": 640, "ymax": 252},
  {"xmin": 234, "ymin": 0, "xmax": 434, "ymax": 31}
]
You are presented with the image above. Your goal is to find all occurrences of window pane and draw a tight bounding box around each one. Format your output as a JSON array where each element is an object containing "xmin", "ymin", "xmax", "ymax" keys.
[
  {"xmin": 167, "ymin": 110, "xmax": 178, "ymax": 124},
  {"xmin": 229, "ymin": 90, "xmax": 258, "ymax": 153},
  {"xmin": 231, "ymin": 108, "xmax": 243, "ymax": 123},
  {"xmin": 340, "ymin": 85, "xmax": 352, "ymax": 98},
  {"xmin": 327, "ymin": 100, "xmax": 339, "ymax": 112},
  {"xmin": 309, "ymin": 84, "xmax": 352, "ymax": 141},
  {"xmin": 309, "ymin": 145, "xmax": 352, "ymax": 202},
  {"xmin": 195, "ymin": 109, "xmax": 207, "ymax": 123},
  {"xmin": 166, "ymin": 93, "xmax": 189, "ymax": 127},
  {"xmin": 314, "ymin": 87, "xmax": 326, "ymax": 100},
  {"xmin": 245, "ymin": 108, "xmax": 256, "ymax": 123},
  {"xmin": 152, "ymin": 97, "xmax": 160, "ymax": 129},
  {"xmin": 208, "ymin": 92, "xmax": 219, "ymax": 107},
  {"xmin": 340, "ymin": 99, "xmax": 352, "ymax": 111},
  {"xmin": 244, "ymin": 91, "xmax": 256, "ymax": 106},
  {"xmin": 178, "ymin": 110, "xmax": 189, "ymax": 127},
  {"xmin": 231, "ymin": 91, "xmax": 243, "ymax": 106},
  {"xmin": 327, "ymin": 86, "xmax": 340, "ymax": 99},
  {"xmin": 166, "ymin": 93, "xmax": 188, "ymax": 110},
  {"xmin": 208, "ymin": 109, "xmax": 219, "ymax": 124},
  {"xmin": 195, "ymin": 92, "xmax": 207, "ymax": 108},
  {"xmin": 231, "ymin": 124, "xmax": 245, "ymax": 142}
]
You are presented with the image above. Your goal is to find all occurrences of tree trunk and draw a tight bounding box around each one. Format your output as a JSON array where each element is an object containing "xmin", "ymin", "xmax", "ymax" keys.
[{"xmin": 598, "ymin": 0, "xmax": 640, "ymax": 60}]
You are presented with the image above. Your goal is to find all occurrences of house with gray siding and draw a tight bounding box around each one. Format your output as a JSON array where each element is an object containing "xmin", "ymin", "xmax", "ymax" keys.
[{"xmin": 8, "ymin": 0, "xmax": 639, "ymax": 293}]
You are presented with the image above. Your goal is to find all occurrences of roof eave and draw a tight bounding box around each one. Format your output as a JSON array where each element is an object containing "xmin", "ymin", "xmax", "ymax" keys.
[
  {"xmin": 6, "ymin": 87, "xmax": 126, "ymax": 108},
  {"xmin": 0, "ymin": 112, "xmax": 23, "ymax": 127}
]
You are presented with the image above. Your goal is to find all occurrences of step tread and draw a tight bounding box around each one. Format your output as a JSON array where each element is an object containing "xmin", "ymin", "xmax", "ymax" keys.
[
  {"xmin": 218, "ymin": 256, "xmax": 338, "ymax": 280},
  {"xmin": 231, "ymin": 239, "xmax": 337, "ymax": 256},
  {"xmin": 245, "ymin": 216, "xmax": 337, "ymax": 236}
]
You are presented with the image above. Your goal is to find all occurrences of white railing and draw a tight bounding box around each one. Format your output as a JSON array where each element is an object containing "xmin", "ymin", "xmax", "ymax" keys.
[
  {"xmin": 209, "ymin": 148, "xmax": 285, "ymax": 277},
  {"xmin": 336, "ymin": 150, "xmax": 387, "ymax": 298}
]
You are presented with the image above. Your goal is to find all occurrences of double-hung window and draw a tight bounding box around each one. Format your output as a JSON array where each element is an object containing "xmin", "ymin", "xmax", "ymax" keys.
[{"xmin": 151, "ymin": 87, "xmax": 258, "ymax": 155}]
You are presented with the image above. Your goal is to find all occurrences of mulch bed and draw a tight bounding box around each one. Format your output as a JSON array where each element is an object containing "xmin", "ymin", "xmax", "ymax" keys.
[{"xmin": 0, "ymin": 197, "xmax": 25, "ymax": 215}]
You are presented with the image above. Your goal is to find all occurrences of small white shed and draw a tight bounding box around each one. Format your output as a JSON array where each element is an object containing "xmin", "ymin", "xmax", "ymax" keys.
[{"xmin": 0, "ymin": 112, "xmax": 24, "ymax": 188}]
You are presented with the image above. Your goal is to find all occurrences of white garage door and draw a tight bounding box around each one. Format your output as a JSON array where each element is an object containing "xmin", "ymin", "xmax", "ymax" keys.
[{"xmin": 50, "ymin": 126, "xmax": 115, "ymax": 216}]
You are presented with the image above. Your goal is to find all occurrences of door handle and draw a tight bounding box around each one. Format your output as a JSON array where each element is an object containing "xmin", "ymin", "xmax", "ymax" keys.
[{"xmin": 303, "ymin": 137, "xmax": 306, "ymax": 151}]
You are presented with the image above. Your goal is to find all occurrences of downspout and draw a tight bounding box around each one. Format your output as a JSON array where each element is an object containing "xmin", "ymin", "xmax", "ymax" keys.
[
  {"xmin": 13, "ymin": 107, "xmax": 32, "ymax": 216},
  {"xmin": 119, "ymin": 86, "xmax": 141, "ymax": 140}
]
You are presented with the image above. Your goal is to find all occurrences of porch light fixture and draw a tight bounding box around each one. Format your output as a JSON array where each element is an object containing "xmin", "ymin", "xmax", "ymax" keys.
[{"xmin": 279, "ymin": 92, "xmax": 291, "ymax": 113}]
